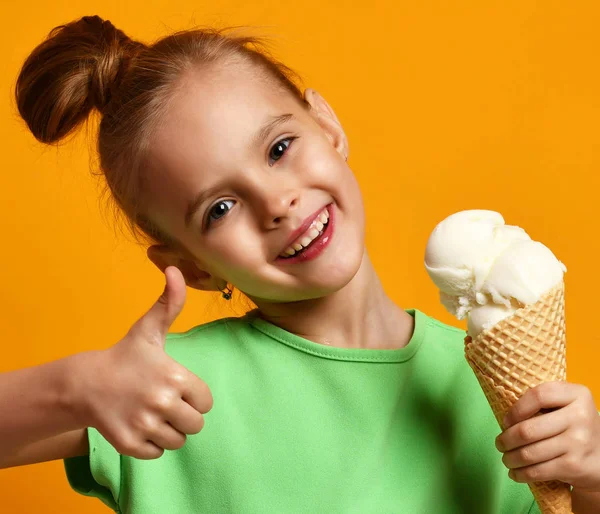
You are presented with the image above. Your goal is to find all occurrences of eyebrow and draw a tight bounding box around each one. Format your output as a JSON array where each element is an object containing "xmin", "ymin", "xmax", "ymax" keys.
[
  {"xmin": 185, "ymin": 184, "xmax": 221, "ymax": 227},
  {"xmin": 184, "ymin": 113, "xmax": 295, "ymax": 227},
  {"xmin": 253, "ymin": 113, "xmax": 294, "ymax": 147}
]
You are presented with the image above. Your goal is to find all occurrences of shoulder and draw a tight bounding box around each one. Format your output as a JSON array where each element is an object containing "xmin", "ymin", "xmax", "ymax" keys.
[
  {"xmin": 411, "ymin": 309, "xmax": 491, "ymax": 413},
  {"xmin": 162, "ymin": 314, "xmax": 265, "ymax": 376},
  {"xmin": 412, "ymin": 309, "xmax": 469, "ymax": 372},
  {"xmin": 165, "ymin": 314, "xmax": 258, "ymax": 348},
  {"xmin": 417, "ymin": 309, "xmax": 466, "ymax": 347},
  {"xmin": 167, "ymin": 315, "xmax": 245, "ymax": 339}
]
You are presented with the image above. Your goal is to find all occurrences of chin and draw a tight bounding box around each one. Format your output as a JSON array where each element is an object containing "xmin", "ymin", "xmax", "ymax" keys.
[
  {"xmin": 300, "ymin": 244, "xmax": 365, "ymax": 299},
  {"xmin": 252, "ymin": 256, "xmax": 362, "ymax": 303},
  {"xmin": 248, "ymin": 229, "xmax": 366, "ymax": 303}
]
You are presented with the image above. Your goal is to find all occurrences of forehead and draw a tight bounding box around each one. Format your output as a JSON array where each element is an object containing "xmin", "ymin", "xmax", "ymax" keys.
[
  {"xmin": 150, "ymin": 64, "xmax": 300, "ymax": 165},
  {"xmin": 142, "ymin": 63, "xmax": 304, "ymax": 223}
]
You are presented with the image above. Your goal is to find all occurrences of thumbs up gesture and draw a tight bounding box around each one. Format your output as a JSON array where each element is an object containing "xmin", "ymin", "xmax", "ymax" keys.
[{"xmin": 71, "ymin": 266, "xmax": 213, "ymax": 459}]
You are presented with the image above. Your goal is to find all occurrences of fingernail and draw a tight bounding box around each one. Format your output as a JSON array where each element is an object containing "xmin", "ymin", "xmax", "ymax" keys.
[{"xmin": 495, "ymin": 435, "xmax": 504, "ymax": 452}]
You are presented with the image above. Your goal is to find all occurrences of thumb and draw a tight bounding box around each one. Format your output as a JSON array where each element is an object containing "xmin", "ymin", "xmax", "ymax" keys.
[{"xmin": 136, "ymin": 266, "xmax": 187, "ymax": 344}]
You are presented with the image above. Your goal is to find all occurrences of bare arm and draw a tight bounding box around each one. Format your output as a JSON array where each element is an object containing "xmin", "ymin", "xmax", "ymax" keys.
[
  {"xmin": 0, "ymin": 428, "xmax": 88, "ymax": 469},
  {"xmin": 0, "ymin": 354, "xmax": 89, "ymax": 468},
  {"xmin": 0, "ymin": 268, "xmax": 211, "ymax": 468}
]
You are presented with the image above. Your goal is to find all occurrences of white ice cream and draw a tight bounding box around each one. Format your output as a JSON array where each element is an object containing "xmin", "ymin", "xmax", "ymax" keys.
[{"xmin": 425, "ymin": 210, "xmax": 566, "ymax": 338}]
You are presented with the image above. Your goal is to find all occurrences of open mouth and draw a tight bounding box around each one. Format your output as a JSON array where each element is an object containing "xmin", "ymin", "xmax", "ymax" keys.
[
  {"xmin": 278, "ymin": 206, "xmax": 330, "ymax": 259},
  {"xmin": 278, "ymin": 204, "xmax": 333, "ymax": 262}
]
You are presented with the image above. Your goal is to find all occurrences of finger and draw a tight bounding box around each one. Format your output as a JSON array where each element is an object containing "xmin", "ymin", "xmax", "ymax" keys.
[
  {"xmin": 167, "ymin": 401, "xmax": 205, "ymax": 435},
  {"xmin": 105, "ymin": 428, "xmax": 164, "ymax": 460},
  {"xmin": 496, "ymin": 407, "xmax": 570, "ymax": 452},
  {"xmin": 136, "ymin": 266, "xmax": 187, "ymax": 343},
  {"xmin": 182, "ymin": 374, "xmax": 214, "ymax": 414},
  {"xmin": 148, "ymin": 423, "xmax": 187, "ymax": 451},
  {"xmin": 504, "ymin": 381, "xmax": 578, "ymax": 429},
  {"xmin": 508, "ymin": 457, "xmax": 565, "ymax": 484},
  {"xmin": 502, "ymin": 433, "xmax": 567, "ymax": 469},
  {"xmin": 132, "ymin": 441, "xmax": 165, "ymax": 460}
]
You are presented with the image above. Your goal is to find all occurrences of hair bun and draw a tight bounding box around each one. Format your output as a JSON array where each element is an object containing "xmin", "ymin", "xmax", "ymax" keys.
[
  {"xmin": 80, "ymin": 16, "xmax": 140, "ymax": 112},
  {"xmin": 16, "ymin": 15, "xmax": 144, "ymax": 144}
]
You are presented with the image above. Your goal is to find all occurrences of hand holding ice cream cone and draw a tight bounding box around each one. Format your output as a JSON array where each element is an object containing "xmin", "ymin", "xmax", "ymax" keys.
[
  {"xmin": 423, "ymin": 210, "xmax": 600, "ymax": 513},
  {"xmin": 495, "ymin": 381, "xmax": 600, "ymax": 494}
]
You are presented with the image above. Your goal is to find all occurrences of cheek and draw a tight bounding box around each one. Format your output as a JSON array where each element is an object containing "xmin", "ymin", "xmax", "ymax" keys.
[
  {"xmin": 300, "ymin": 138, "xmax": 349, "ymax": 190},
  {"xmin": 199, "ymin": 225, "xmax": 265, "ymax": 274}
]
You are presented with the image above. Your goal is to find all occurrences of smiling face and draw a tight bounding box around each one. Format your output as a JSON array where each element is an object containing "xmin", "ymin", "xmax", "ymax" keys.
[{"xmin": 143, "ymin": 63, "xmax": 365, "ymax": 303}]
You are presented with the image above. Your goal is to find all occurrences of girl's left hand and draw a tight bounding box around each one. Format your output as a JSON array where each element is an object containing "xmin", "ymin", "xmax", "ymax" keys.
[{"xmin": 495, "ymin": 381, "xmax": 600, "ymax": 492}]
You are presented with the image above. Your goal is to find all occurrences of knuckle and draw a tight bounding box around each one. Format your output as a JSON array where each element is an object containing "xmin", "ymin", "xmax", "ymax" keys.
[
  {"xmin": 156, "ymin": 291, "xmax": 169, "ymax": 306},
  {"xmin": 583, "ymin": 407, "xmax": 597, "ymax": 424},
  {"xmin": 143, "ymin": 330, "xmax": 163, "ymax": 347},
  {"xmin": 132, "ymin": 412, "xmax": 158, "ymax": 434},
  {"xmin": 577, "ymin": 383, "xmax": 592, "ymax": 398},
  {"xmin": 518, "ymin": 422, "xmax": 535, "ymax": 442},
  {"xmin": 507, "ymin": 404, "xmax": 521, "ymax": 421},
  {"xmin": 570, "ymin": 427, "xmax": 591, "ymax": 446},
  {"xmin": 547, "ymin": 380, "xmax": 562, "ymax": 393},
  {"xmin": 531, "ymin": 385, "xmax": 547, "ymax": 404},
  {"xmin": 563, "ymin": 454, "xmax": 581, "ymax": 476},
  {"xmin": 582, "ymin": 406, "xmax": 597, "ymax": 424},
  {"xmin": 535, "ymin": 381, "xmax": 560, "ymax": 403},
  {"xmin": 150, "ymin": 391, "xmax": 176, "ymax": 412},
  {"xmin": 522, "ymin": 466, "xmax": 539, "ymax": 482},
  {"xmin": 572, "ymin": 403, "xmax": 591, "ymax": 422},
  {"xmin": 115, "ymin": 436, "xmax": 138, "ymax": 457},
  {"xmin": 519, "ymin": 447, "xmax": 534, "ymax": 464},
  {"xmin": 168, "ymin": 370, "xmax": 187, "ymax": 389}
]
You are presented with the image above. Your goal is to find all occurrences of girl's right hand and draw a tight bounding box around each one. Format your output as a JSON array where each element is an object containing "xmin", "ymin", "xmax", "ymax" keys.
[{"xmin": 71, "ymin": 266, "xmax": 213, "ymax": 459}]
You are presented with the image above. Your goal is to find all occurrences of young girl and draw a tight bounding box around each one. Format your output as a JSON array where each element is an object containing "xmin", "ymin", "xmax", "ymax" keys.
[{"xmin": 3, "ymin": 14, "xmax": 600, "ymax": 513}]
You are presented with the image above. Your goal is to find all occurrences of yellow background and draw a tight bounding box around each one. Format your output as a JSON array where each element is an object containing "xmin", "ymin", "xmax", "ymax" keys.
[{"xmin": 1, "ymin": 1, "xmax": 599, "ymax": 512}]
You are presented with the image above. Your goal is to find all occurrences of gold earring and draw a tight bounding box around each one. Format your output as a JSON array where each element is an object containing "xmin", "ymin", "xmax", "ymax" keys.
[{"xmin": 220, "ymin": 284, "xmax": 233, "ymax": 300}]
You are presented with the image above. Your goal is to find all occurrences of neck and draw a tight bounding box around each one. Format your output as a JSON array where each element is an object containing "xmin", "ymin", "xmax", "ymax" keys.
[{"xmin": 253, "ymin": 251, "xmax": 415, "ymax": 349}]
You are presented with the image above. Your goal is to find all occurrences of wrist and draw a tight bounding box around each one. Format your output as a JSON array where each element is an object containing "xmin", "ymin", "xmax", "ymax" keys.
[
  {"xmin": 572, "ymin": 487, "xmax": 600, "ymax": 513},
  {"xmin": 56, "ymin": 351, "xmax": 98, "ymax": 429}
]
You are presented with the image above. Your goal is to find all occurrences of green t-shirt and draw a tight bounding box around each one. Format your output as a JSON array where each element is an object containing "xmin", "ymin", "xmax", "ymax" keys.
[{"xmin": 65, "ymin": 309, "xmax": 541, "ymax": 513}]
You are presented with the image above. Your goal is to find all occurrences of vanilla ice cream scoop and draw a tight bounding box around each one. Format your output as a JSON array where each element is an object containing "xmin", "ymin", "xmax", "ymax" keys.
[{"xmin": 425, "ymin": 210, "xmax": 566, "ymax": 337}]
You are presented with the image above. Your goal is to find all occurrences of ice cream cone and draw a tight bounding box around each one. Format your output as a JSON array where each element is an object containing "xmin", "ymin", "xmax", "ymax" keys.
[{"xmin": 464, "ymin": 282, "xmax": 571, "ymax": 514}]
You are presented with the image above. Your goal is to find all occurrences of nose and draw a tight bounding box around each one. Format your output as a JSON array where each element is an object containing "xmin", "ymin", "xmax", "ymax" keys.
[{"xmin": 260, "ymin": 188, "xmax": 299, "ymax": 229}]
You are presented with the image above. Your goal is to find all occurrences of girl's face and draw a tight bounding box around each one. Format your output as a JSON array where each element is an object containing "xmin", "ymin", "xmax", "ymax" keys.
[{"xmin": 144, "ymin": 63, "xmax": 365, "ymax": 303}]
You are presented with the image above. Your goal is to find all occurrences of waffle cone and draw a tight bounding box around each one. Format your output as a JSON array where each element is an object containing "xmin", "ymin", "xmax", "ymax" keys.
[{"xmin": 464, "ymin": 282, "xmax": 571, "ymax": 514}]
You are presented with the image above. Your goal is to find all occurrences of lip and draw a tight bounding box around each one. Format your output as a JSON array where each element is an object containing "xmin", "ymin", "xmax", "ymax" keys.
[
  {"xmin": 276, "ymin": 203, "xmax": 335, "ymax": 264},
  {"xmin": 282, "ymin": 204, "xmax": 329, "ymax": 250}
]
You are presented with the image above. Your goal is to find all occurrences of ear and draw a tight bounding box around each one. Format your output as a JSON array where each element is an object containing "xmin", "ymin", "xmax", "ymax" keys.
[
  {"xmin": 304, "ymin": 88, "xmax": 349, "ymax": 161},
  {"xmin": 147, "ymin": 245, "xmax": 223, "ymax": 292}
]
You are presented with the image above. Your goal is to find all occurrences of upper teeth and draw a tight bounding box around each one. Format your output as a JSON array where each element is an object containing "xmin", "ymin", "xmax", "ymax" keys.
[{"xmin": 280, "ymin": 208, "xmax": 330, "ymax": 258}]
